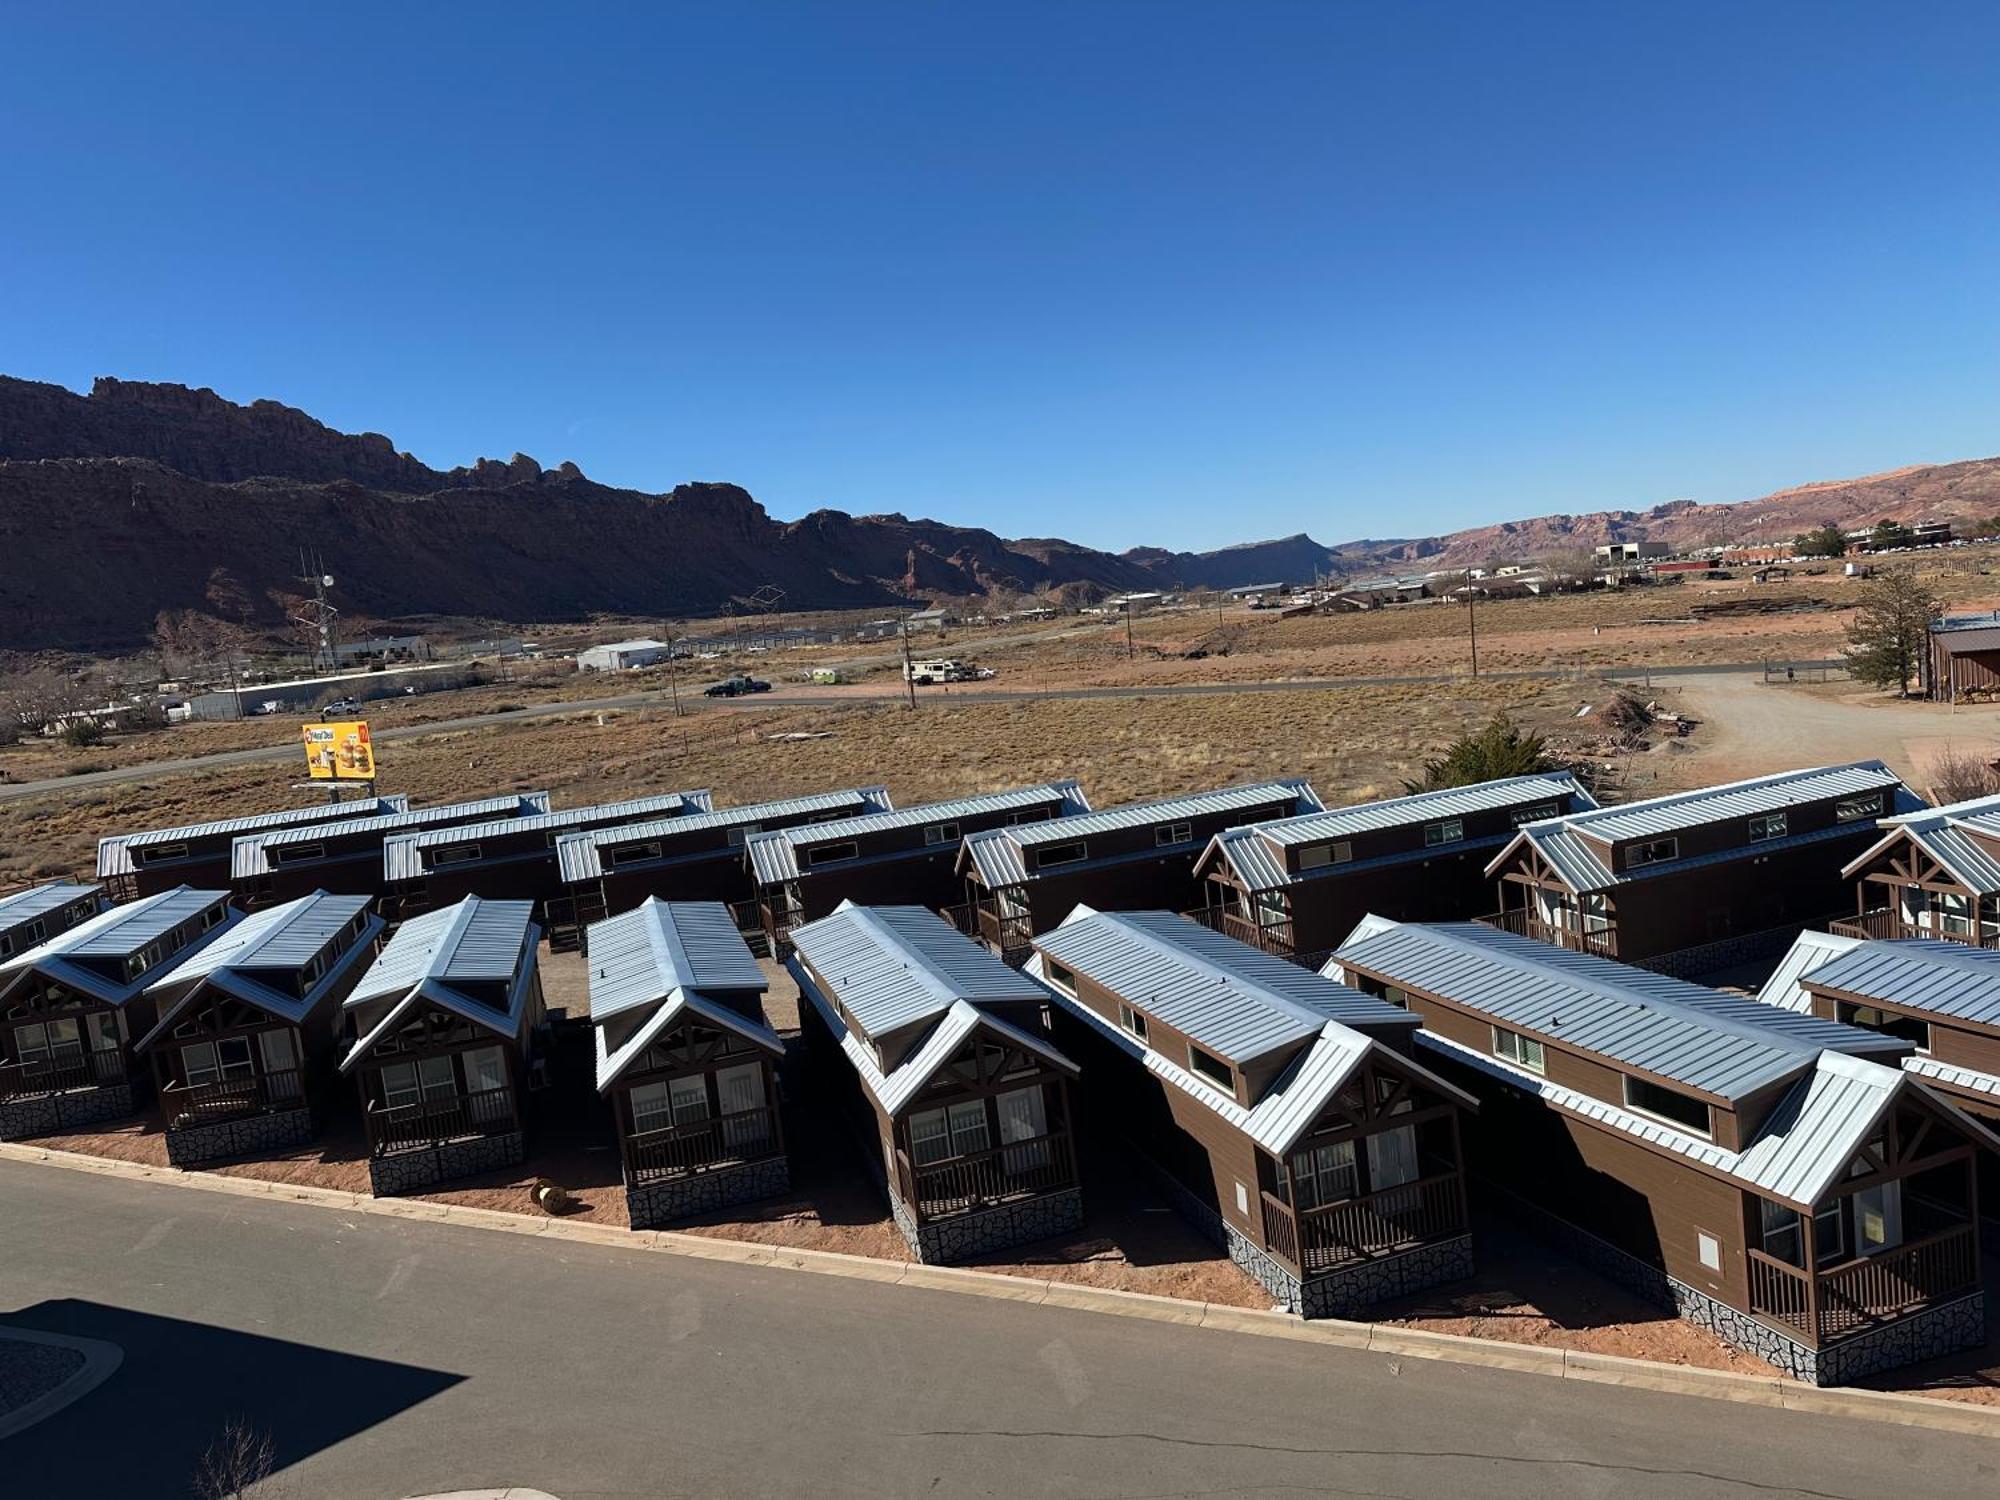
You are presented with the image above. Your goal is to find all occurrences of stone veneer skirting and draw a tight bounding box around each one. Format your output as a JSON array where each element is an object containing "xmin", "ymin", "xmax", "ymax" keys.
[
  {"xmin": 1483, "ymin": 1180, "xmax": 1986, "ymax": 1385},
  {"xmin": 625, "ymin": 1155, "xmax": 791, "ymax": 1230},
  {"xmin": 1638, "ymin": 922, "xmax": 1809, "ymax": 981},
  {"xmin": 891, "ymin": 1186, "xmax": 1084, "ymax": 1264},
  {"xmin": 163, "ymin": 1106, "xmax": 314, "ymax": 1167},
  {"xmin": 0, "ymin": 1082, "xmax": 135, "ymax": 1142},
  {"xmin": 367, "ymin": 1130, "xmax": 525, "ymax": 1197}
]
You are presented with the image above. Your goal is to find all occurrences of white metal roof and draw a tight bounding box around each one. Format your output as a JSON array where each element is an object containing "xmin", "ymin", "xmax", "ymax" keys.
[
  {"xmin": 1905, "ymin": 1053, "xmax": 2000, "ymax": 1104},
  {"xmin": 381, "ymin": 791, "xmax": 710, "ymax": 881},
  {"xmin": 1845, "ymin": 796, "xmax": 2000, "ymax": 893},
  {"xmin": 585, "ymin": 899, "xmax": 767, "ymax": 1024},
  {"xmin": 745, "ymin": 782, "xmax": 1089, "ymax": 886},
  {"xmin": 594, "ymin": 986, "xmax": 784, "ymax": 1092},
  {"xmin": 1032, "ymin": 907, "xmax": 1418, "ymax": 1063},
  {"xmin": 0, "ymin": 887, "xmax": 238, "ymax": 1006},
  {"xmin": 1538, "ymin": 762, "xmax": 1908, "ymax": 842},
  {"xmin": 790, "ymin": 902, "xmax": 1049, "ymax": 1039},
  {"xmin": 554, "ymin": 786, "xmax": 893, "ymax": 883},
  {"xmin": 97, "ymin": 797, "xmax": 407, "ymax": 876},
  {"xmin": 230, "ymin": 793, "xmax": 552, "ymax": 878},
  {"xmin": 1331, "ymin": 920, "xmax": 1906, "ymax": 1101},
  {"xmin": 339, "ymin": 897, "xmax": 542, "ymax": 1072},
  {"xmin": 1799, "ymin": 938, "xmax": 2000, "ymax": 1031},
  {"xmin": 1757, "ymin": 930, "xmax": 1862, "ymax": 1014},
  {"xmin": 0, "ymin": 882, "xmax": 104, "ymax": 935}
]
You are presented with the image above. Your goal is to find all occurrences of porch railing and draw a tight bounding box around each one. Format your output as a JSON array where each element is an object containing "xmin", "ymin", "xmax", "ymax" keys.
[
  {"xmin": 625, "ymin": 1104, "xmax": 781, "ymax": 1184},
  {"xmin": 1748, "ymin": 1223, "xmax": 1979, "ymax": 1343},
  {"xmin": 160, "ymin": 1068, "xmax": 305, "ymax": 1130},
  {"xmin": 0, "ymin": 1048, "xmax": 126, "ymax": 1100},
  {"xmin": 1262, "ymin": 1170, "xmax": 1467, "ymax": 1275},
  {"xmin": 1181, "ymin": 904, "xmax": 1295, "ymax": 956},
  {"xmin": 899, "ymin": 1129, "xmax": 1076, "ymax": 1222},
  {"xmin": 1475, "ymin": 908, "xmax": 1617, "ymax": 959},
  {"xmin": 1828, "ymin": 908, "xmax": 1998, "ymax": 949},
  {"xmin": 975, "ymin": 905, "xmax": 1036, "ymax": 958},
  {"xmin": 364, "ymin": 1084, "xmax": 517, "ymax": 1157}
]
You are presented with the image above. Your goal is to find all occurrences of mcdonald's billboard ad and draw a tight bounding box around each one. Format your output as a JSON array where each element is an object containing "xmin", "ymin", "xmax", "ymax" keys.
[{"xmin": 302, "ymin": 720, "xmax": 376, "ymax": 781}]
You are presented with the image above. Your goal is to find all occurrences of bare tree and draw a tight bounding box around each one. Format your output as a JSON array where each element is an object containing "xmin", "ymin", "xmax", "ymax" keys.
[
  {"xmin": 0, "ymin": 667, "xmax": 99, "ymax": 737},
  {"xmin": 1927, "ymin": 744, "xmax": 2000, "ymax": 806},
  {"xmin": 194, "ymin": 1418, "xmax": 278, "ymax": 1500}
]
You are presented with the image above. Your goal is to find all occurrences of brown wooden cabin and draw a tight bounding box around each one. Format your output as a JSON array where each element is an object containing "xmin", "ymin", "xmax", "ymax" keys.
[
  {"xmin": 1331, "ymin": 918, "xmax": 1995, "ymax": 1385},
  {"xmin": 1029, "ymin": 907, "xmax": 1477, "ymax": 1318},
  {"xmin": 1189, "ymin": 773, "xmax": 1596, "ymax": 967},
  {"xmin": 0, "ymin": 881, "xmax": 110, "ymax": 962},
  {"xmin": 228, "ymin": 792, "xmax": 551, "ymax": 908},
  {"xmin": 95, "ymin": 796, "xmax": 408, "ymax": 901},
  {"xmin": 549, "ymin": 786, "xmax": 894, "ymax": 950},
  {"xmin": 1923, "ymin": 614, "xmax": 2000, "ymax": 702},
  {"xmin": 748, "ymin": 781, "xmax": 1089, "ymax": 954},
  {"xmin": 789, "ymin": 902, "xmax": 1083, "ymax": 1263},
  {"xmin": 589, "ymin": 899, "xmax": 789, "ymax": 1228},
  {"xmin": 956, "ymin": 779, "xmax": 1322, "ymax": 964},
  {"xmin": 1480, "ymin": 762, "xmax": 1922, "ymax": 976},
  {"xmin": 0, "ymin": 887, "xmax": 237, "ymax": 1139},
  {"xmin": 1832, "ymin": 792, "xmax": 2000, "ymax": 947},
  {"xmin": 379, "ymin": 789, "xmax": 710, "ymax": 923},
  {"xmin": 133, "ymin": 891, "xmax": 385, "ymax": 1165},
  {"xmin": 337, "ymin": 895, "xmax": 546, "ymax": 1195}
]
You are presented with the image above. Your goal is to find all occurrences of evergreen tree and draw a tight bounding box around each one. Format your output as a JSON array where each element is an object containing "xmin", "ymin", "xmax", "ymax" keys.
[
  {"xmin": 1405, "ymin": 714, "xmax": 1560, "ymax": 792},
  {"xmin": 1793, "ymin": 524, "xmax": 1848, "ymax": 558},
  {"xmin": 1844, "ymin": 567, "xmax": 1940, "ymax": 696}
]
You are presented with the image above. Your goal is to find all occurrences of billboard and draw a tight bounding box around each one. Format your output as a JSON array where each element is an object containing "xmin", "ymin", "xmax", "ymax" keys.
[{"xmin": 302, "ymin": 720, "xmax": 376, "ymax": 781}]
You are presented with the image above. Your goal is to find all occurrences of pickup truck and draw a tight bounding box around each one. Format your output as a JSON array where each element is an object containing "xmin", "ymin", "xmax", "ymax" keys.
[
  {"xmin": 320, "ymin": 697, "xmax": 363, "ymax": 719},
  {"xmin": 703, "ymin": 675, "xmax": 772, "ymax": 698}
]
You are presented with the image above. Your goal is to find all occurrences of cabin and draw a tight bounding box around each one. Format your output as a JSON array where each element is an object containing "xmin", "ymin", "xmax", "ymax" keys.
[
  {"xmin": 380, "ymin": 789, "xmax": 711, "ymax": 920},
  {"xmin": 1028, "ymin": 908, "xmax": 1476, "ymax": 1317},
  {"xmin": 550, "ymin": 786, "xmax": 895, "ymax": 947},
  {"xmin": 96, "ymin": 797, "xmax": 408, "ymax": 900},
  {"xmin": 957, "ymin": 779, "xmax": 1323, "ymax": 964},
  {"xmin": 0, "ymin": 882, "xmax": 111, "ymax": 961},
  {"xmin": 1481, "ymin": 762, "xmax": 1922, "ymax": 976},
  {"xmin": 0, "ymin": 887, "xmax": 238, "ymax": 1138},
  {"xmin": 1924, "ymin": 614, "xmax": 2000, "ymax": 702},
  {"xmin": 1330, "ymin": 919, "xmax": 1994, "ymax": 1385},
  {"xmin": 230, "ymin": 792, "xmax": 552, "ymax": 906},
  {"xmin": 133, "ymin": 892, "xmax": 385, "ymax": 1165},
  {"xmin": 789, "ymin": 903, "xmax": 1083, "ymax": 1263},
  {"xmin": 1833, "ymin": 791, "xmax": 2000, "ymax": 947},
  {"xmin": 747, "ymin": 781, "xmax": 1090, "ymax": 953},
  {"xmin": 1191, "ymin": 773, "xmax": 1597, "ymax": 965},
  {"xmin": 337, "ymin": 896, "xmax": 546, "ymax": 1195},
  {"xmin": 589, "ymin": 899, "xmax": 789, "ymax": 1227}
]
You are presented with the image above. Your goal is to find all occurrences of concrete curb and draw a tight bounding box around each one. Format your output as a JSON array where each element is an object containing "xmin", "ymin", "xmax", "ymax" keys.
[
  {"xmin": 0, "ymin": 1324, "xmax": 125, "ymax": 1441},
  {"xmin": 6, "ymin": 1141, "xmax": 1998, "ymax": 1436}
]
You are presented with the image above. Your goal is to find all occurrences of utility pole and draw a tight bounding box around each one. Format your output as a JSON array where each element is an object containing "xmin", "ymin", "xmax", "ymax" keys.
[
  {"xmin": 1125, "ymin": 602, "xmax": 1135, "ymax": 659},
  {"xmin": 665, "ymin": 620, "xmax": 683, "ymax": 718},
  {"xmin": 900, "ymin": 611, "xmax": 918, "ymax": 710},
  {"xmin": 1464, "ymin": 567, "xmax": 1480, "ymax": 678}
]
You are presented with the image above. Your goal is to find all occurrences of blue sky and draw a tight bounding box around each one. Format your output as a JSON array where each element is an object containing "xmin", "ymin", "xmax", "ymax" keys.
[{"xmin": 5, "ymin": 3, "xmax": 1998, "ymax": 553}]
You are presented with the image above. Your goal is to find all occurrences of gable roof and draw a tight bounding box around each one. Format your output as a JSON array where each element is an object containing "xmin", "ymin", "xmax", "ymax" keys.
[
  {"xmin": 338, "ymin": 896, "xmax": 541, "ymax": 1072},
  {"xmin": 593, "ymin": 986, "xmax": 783, "ymax": 1092},
  {"xmin": 1842, "ymin": 792, "xmax": 2000, "ymax": 893},
  {"xmin": 230, "ymin": 793, "xmax": 551, "ymax": 879},
  {"xmin": 789, "ymin": 902, "xmax": 1048, "ymax": 1039},
  {"xmin": 0, "ymin": 887, "xmax": 237, "ymax": 1005},
  {"xmin": 585, "ymin": 899, "xmax": 767, "ymax": 1025},
  {"xmin": 1486, "ymin": 762, "xmax": 1918, "ymax": 893},
  {"xmin": 1033, "ymin": 907, "xmax": 1417, "ymax": 1063},
  {"xmin": 554, "ymin": 786, "xmax": 893, "ymax": 884},
  {"xmin": 1331, "ymin": 920, "xmax": 1906, "ymax": 1101},
  {"xmin": 959, "ymin": 779, "xmax": 1320, "ymax": 887},
  {"xmin": 1798, "ymin": 938, "xmax": 2000, "ymax": 1032},
  {"xmin": 97, "ymin": 797, "xmax": 410, "ymax": 877},
  {"xmin": 0, "ymin": 882, "xmax": 104, "ymax": 936},
  {"xmin": 1758, "ymin": 929, "xmax": 1862, "ymax": 1015},
  {"xmin": 381, "ymin": 790, "xmax": 711, "ymax": 881},
  {"xmin": 745, "ymin": 782, "xmax": 1089, "ymax": 886}
]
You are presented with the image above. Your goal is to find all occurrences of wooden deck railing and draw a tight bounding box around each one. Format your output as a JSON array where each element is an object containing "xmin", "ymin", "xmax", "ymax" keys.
[
  {"xmin": 975, "ymin": 905, "xmax": 1036, "ymax": 958},
  {"xmin": 625, "ymin": 1104, "xmax": 782, "ymax": 1184},
  {"xmin": 900, "ymin": 1130, "xmax": 1075, "ymax": 1222},
  {"xmin": 160, "ymin": 1068, "xmax": 305, "ymax": 1130},
  {"xmin": 0, "ymin": 1049, "xmax": 125, "ymax": 1100},
  {"xmin": 1475, "ymin": 908, "xmax": 1617, "ymax": 959},
  {"xmin": 1749, "ymin": 1224, "xmax": 1979, "ymax": 1342},
  {"xmin": 1181, "ymin": 904, "xmax": 1296, "ymax": 956},
  {"xmin": 364, "ymin": 1084, "xmax": 517, "ymax": 1157},
  {"xmin": 1262, "ymin": 1171, "xmax": 1467, "ymax": 1275},
  {"xmin": 1828, "ymin": 909, "xmax": 1999, "ymax": 948}
]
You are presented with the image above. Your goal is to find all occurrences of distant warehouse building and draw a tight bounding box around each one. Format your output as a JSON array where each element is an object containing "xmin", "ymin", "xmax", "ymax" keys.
[
  {"xmin": 1593, "ymin": 541, "xmax": 1673, "ymax": 565},
  {"xmin": 576, "ymin": 638, "xmax": 674, "ymax": 672},
  {"xmin": 187, "ymin": 662, "xmax": 473, "ymax": 721}
]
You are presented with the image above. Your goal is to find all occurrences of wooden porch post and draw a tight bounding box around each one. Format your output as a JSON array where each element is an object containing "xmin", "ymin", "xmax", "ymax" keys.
[{"xmin": 1802, "ymin": 1198, "xmax": 1822, "ymax": 1347}]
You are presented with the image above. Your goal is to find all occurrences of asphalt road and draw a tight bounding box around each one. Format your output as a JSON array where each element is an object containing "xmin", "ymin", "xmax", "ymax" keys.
[
  {"xmin": 2, "ymin": 1160, "xmax": 1995, "ymax": 1499},
  {"xmin": 0, "ymin": 659, "xmax": 1841, "ymax": 804}
]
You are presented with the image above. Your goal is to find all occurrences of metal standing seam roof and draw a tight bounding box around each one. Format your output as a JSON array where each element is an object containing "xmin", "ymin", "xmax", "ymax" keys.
[
  {"xmin": 1936, "ymin": 626, "xmax": 2000, "ymax": 654},
  {"xmin": 744, "ymin": 782, "xmax": 1090, "ymax": 887},
  {"xmin": 1799, "ymin": 938, "xmax": 2000, "ymax": 1031},
  {"xmin": 1905, "ymin": 1053, "xmax": 2000, "ymax": 1104},
  {"xmin": 1846, "ymin": 795, "xmax": 2000, "ymax": 892},
  {"xmin": 380, "ymin": 790, "xmax": 712, "ymax": 881},
  {"xmin": 553, "ymin": 787, "xmax": 894, "ymax": 884},
  {"xmin": 585, "ymin": 899, "xmax": 768, "ymax": 1025},
  {"xmin": 1331, "ymin": 920, "xmax": 1908, "ymax": 1101},
  {"xmin": 97, "ymin": 797, "xmax": 409, "ymax": 876},
  {"xmin": 0, "ymin": 882, "xmax": 105, "ymax": 934},
  {"xmin": 594, "ymin": 987, "xmax": 785, "ymax": 1092},
  {"xmin": 0, "ymin": 887, "xmax": 239, "ymax": 1005},
  {"xmin": 135, "ymin": 895, "xmax": 386, "ymax": 1049},
  {"xmin": 959, "ymin": 780, "xmax": 1320, "ymax": 887},
  {"xmin": 1032, "ymin": 907, "xmax": 1418, "ymax": 1063},
  {"xmin": 1757, "ymin": 930, "xmax": 1863, "ymax": 1014},
  {"xmin": 230, "ymin": 793, "xmax": 552, "ymax": 879},
  {"xmin": 339, "ymin": 896, "xmax": 542, "ymax": 1071},
  {"xmin": 789, "ymin": 902, "xmax": 1049, "ymax": 1039}
]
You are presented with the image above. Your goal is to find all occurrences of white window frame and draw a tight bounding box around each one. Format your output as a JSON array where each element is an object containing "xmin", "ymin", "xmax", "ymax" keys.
[
  {"xmin": 1035, "ymin": 841, "xmax": 1088, "ymax": 869},
  {"xmin": 1747, "ymin": 811, "xmax": 1787, "ymax": 843},
  {"xmin": 1835, "ymin": 794, "xmax": 1883, "ymax": 823},
  {"xmin": 1626, "ymin": 836, "xmax": 1678, "ymax": 868},
  {"xmin": 1187, "ymin": 1044, "xmax": 1234, "ymax": 1091},
  {"xmin": 923, "ymin": 821, "xmax": 961, "ymax": 846},
  {"xmin": 1154, "ymin": 821, "xmax": 1193, "ymax": 847},
  {"xmin": 1118, "ymin": 1003, "xmax": 1148, "ymax": 1041},
  {"xmin": 1292, "ymin": 1139, "xmax": 1358, "ymax": 1210},
  {"xmin": 1492, "ymin": 1026, "xmax": 1546, "ymax": 1075},
  {"xmin": 1424, "ymin": 819, "xmax": 1464, "ymax": 847},
  {"xmin": 1510, "ymin": 803, "xmax": 1558, "ymax": 826},
  {"xmin": 1621, "ymin": 1074, "xmax": 1712, "ymax": 1139},
  {"xmin": 807, "ymin": 841, "xmax": 859, "ymax": 867}
]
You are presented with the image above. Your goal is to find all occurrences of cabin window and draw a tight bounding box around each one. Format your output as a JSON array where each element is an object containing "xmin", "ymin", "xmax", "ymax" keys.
[
  {"xmin": 1760, "ymin": 1198, "xmax": 1844, "ymax": 1268},
  {"xmin": 1835, "ymin": 1001, "xmax": 1930, "ymax": 1052},
  {"xmin": 430, "ymin": 843, "xmax": 483, "ymax": 867},
  {"xmin": 379, "ymin": 1056, "xmax": 456, "ymax": 1110},
  {"xmin": 1622, "ymin": 1076, "xmax": 1710, "ymax": 1136},
  {"xmin": 716, "ymin": 1063, "xmax": 769, "ymax": 1147},
  {"xmin": 463, "ymin": 1046, "xmax": 508, "ymax": 1097},
  {"xmin": 608, "ymin": 842, "xmax": 663, "ymax": 867},
  {"xmin": 271, "ymin": 842, "xmax": 325, "ymax": 866},
  {"xmin": 996, "ymin": 1084, "xmax": 1049, "ymax": 1150},
  {"xmin": 124, "ymin": 943, "xmax": 163, "ymax": 980},
  {"xmin": 1297, "ymin": 842, "xmax": 1351, "ymax": 870},
  {"xmin": 1510, "ymin": 803, "xmax": 1557, "ymax": 826},
  {"xmin": 628, "ymin": 1081, "xmax": 673, "ymax": 1134},
  {"xmin": 807, "ymin": 842, "xmax": 859, "ymax": 867},
  {"xmin": 1293, "ymin": 1140, "xmax": 1357, "ymax": 1210},
  {"xmin": 1625, "ymin": 837, "xmax": 1678, "ymax": 868},
  {"xmin": 1492, "ymin": 1027, "xmax": 1545, "ymax": 1075},
  {"xmin": 1118, "ymin": 1003, "xmax": 1148, "ymax": 1041},
  {"xmin": 1381, "ymin": 985, "xmax": 1409, "ymax": 1009},
  {"xmin": 1036, "ymin": 841, "xmax": 1088, "ymax": 869},
  {"xmin": 1042, "ymin": 960, "xmax": 1076, "ymax": 996},
  {"xmin": 1853, "ymin": 1179, "xmax": 1904, "ymax": 1255},
  {"xmin": 259, "ymin": 1029, "xmax": 298, "ymax": 1081},
  {"xmin": 1367, "ymin": 1123, "xmax": 1420, "ymax": 1190},
  {"xmin": 909, "ymin": 1100, "xmax": 989, "ymax": 1164},
  {"xmin": 1188, "ymin": 1045, "xmax": 1234, "ymax": 1090},
  {"xmin": 1696, "ymin": 1231, "xmax": 1721, "ymax": 1272},
  {"xmin": 1747, "ymin": 812, "xmax": 1787, "ymax": 843},
  {"xmin": 1424, "ymin": 819, "xmax": 1464, "ymax": 847},
  {"xmin": 139, "ymin": 842, "xmax": 189, "ymax": 864},
  {"xmin": 13, "ymin": 1020, "xmax": 78, "ymax": 1070},
  {"xmin": 1835, "ymin": 794, "xmax": 1883, "ymax": 823},
  {"xmin": 923, "ymin": 822, "xmax": 960, "ymax": 846},
  {"xmin": 1154, "ymin": 822, "xmax": 1193, "ymax": 847},
  {"xmin": 184, "ymin": 1037, "xmax": 254, "ymax": 1088}
]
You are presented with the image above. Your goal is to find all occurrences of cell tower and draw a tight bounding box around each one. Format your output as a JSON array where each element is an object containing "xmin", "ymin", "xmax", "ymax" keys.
[{"xmin": 292, "ymin": 547, "xmax": 342, "ymax": 673}]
